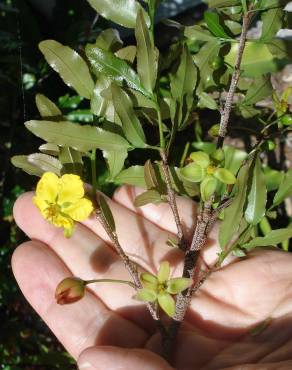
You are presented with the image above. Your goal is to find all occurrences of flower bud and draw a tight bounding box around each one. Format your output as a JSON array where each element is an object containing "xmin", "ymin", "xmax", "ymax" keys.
[{"xmin": 55, "ymin": 277, "xmax": 85, "ymax": 305}]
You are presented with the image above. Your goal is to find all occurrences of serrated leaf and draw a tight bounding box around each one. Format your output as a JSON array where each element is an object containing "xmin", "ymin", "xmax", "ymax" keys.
[
  {"xmin": 11, "ymin": 155, "xmax": 44, "ymax": 177},
  {"xmin": 204, "ymin": 11, "xmax": 230, "ymax": 39},
  {"xmin": 99, "ymin": 195, "xmax": 115, "ymax": 232},
  {"xmin": 27, "ymin": 153, "xmax": 62, "ymax": 175},
  {"xmin": 243, "ymin": 228, "xmax": 292, "ymax": 249},
  {"xmin": 115, "ymin": 165, "xmax": 146, "ymax": 187},
  {"xmin": 25, "ymin": 120, "xmax": 130, "ymax": 152},
  {"xmin": 245, "ymin": 157, "xmax": 267, "ymax": 225},
  {"xmin": 36, "ymin": 94, "xmax": 61, "ymax": 117},
  {"xmin": 272, "ymin": 169, "xmax": 292, "ymax": 207},
  {"xmin": 135, "ymin": 9, "xmax": 158, "ymax": 92},
  {"xmin": 103, "ymin": 149, "xmax": 128, "ymax": 181},
  {"xmin": 86, "ymin": 0, "xmax": 149, "ymax": 29},
  {"xmin": 86, "ymin": 44, "xmax": 150, "ymax": 97},
  {"xmin": 184, "ymin": 25, "xmax": 215, "ymax": 42},
  {"xmin": 39, "ymin": 40, "xmax": 94, "ymax": 99},
  {"xmin": 111, "ymin": 84, "xmax": 146, "ymax": 148},
  {"xmin": 59, "ymin": 147, "xmax": 83, "ymax": 176},
  {"xmin": 219, "ymin": 163, "xmax": 250, "ymax": 248},
  {"xmin": 39, "ymin": 143, "xmax": 59, "ymax": 156},
  {"xmin": 134, "ymin": 189, "xmax": 163, "ymax": 207}
]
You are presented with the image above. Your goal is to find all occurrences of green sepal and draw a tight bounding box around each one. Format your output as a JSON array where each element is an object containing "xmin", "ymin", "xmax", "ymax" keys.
[
  {"xmin": 167, "ymin": 278, "xmax": 192, "ymax": 294},
  {"xmin": 189, "ymin": 151, "xmax": 210, "ymax": 168},
  {"xmin": 200, "ymin": 176, "xmax": 218, "ymax": 201},
  {"xmin": 157, "ymin": 293, "xmax": 175, "ymax": 317},
  {"xmin": 135, "ymin": 288, "xmax": 157, "ymax": 302},
  {"xmin": 214, "ymin": 168, "xmax": 236, "ymax": 184},
  {"xmin": 140, "ymin": 273, "xmax": 158, "ymax": 289},
  {"xmin": 180, "ymin": 163, "xmax": 205, "ymax": 183},
  {"xmin": 157, "ymin": 261, "xmax": 170, "ymax": 283}
]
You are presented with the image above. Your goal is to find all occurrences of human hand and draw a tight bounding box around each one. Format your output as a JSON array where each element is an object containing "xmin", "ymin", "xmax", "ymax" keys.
[{"xmin": 12, "ymin": 185, "xmax": 292, "ymax": 370}]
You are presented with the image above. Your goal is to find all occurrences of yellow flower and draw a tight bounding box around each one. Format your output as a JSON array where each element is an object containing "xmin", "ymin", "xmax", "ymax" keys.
[{"xmin": 33, "ymin": 172, "xmax": 93, "ymax": 237}]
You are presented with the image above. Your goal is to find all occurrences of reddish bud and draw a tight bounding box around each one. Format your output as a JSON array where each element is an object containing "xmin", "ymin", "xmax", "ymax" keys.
[{"xmin": 55, "ymin": 277, "xmax": 85, "ymax": 305}]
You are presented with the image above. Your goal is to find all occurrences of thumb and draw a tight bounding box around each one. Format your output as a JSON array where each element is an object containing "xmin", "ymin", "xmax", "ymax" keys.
[{"xmin": 77, "ymin": 346, "xmax": 174, "ymax": 370}]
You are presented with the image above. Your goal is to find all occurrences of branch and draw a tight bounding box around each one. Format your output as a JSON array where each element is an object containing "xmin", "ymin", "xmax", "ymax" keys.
[
  {"xmin": 160, "ymin": 149, "xmax": 187, "ymax": 251},
  {"xmin": 217, "ymin": 10, "xmax": 253, "ymax": 149}
]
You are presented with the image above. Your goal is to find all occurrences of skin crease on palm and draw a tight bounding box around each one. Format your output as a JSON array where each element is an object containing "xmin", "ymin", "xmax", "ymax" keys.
[{"xmin": 12, "ymin": 185, "xmax": 292, "ymax": 370}]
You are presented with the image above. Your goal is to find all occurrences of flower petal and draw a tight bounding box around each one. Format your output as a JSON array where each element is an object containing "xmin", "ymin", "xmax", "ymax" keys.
[
  {"xmin": 35, "ymin": 172, "xmax": 59, "ymax": 202},
  {"xmin": 189, "ymin": 151, "xmax": 210, "ymax": 168},
  {"xmin": 140, "ymin": 273, "xmax": 158, "ymax": 289},
  {"xmin": 33, "ymin": 196, "xmax": 48, "ymax": 213},
  {"xmin": 58, "ymin": 174, "xmax": 85, "ymax": 204},
  {"xmin": 157, "ymin": 293, "xmax": 175, "ymax": 317},
  {"xmin": 180, "ymin": 163, "xmax": 205, "ymax": 183},
  {"xmin": 157, "ymin": 261, "xmax": 170, "ymax": 283},
  {"xmin": 64, "ymin": 198, "xmax": 93, "ymax": 221},
  {"xmin": 214, "ymin": 168, "xmax": 236, "ymax": 184}
]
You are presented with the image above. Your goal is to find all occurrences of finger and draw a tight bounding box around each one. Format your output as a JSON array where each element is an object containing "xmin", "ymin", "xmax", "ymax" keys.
[
  {"xmin": 12, "ymin": 241, "xmax": 147, "ymax": 360},
  {"xmin": 77, "ymin": 346, "xmax": 174, "ymax": 370},
  {"xmin": 13, "ymin": 192, "xmax": 156, "ymax": 330},
  {"xmin": 14, "ymin": 191, "xmax": 184, "ymax": 275},
  {"xmin": 113, "ymin": 186, "xmax": 232, "ymax": 268}
]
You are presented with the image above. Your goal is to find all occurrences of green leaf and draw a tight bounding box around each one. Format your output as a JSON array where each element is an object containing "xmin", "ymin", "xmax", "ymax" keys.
[
  {"xmin": 115, "ymin": 165, "xmax": 146, "ymax": 187},
  {"xmin": 36, "ymin": 94, "xmax": 61, "ymax": 117},
  {"xmin": 273, "ymin": 169, "xmax": 292, "ymax": 207},
  {"xmin": 167, "ymin": 278, "xmax": 192, "ymax": 294},
  {"xmin": 144, "ymin": 160, "xmax": 159, "ymax": 190},
  {"xmin": 261, "ymin": 7, "xmax": 284, "ymax": 42},
  {"xmin": 86, "ymin": 0, "xmax": 149, "ymax": 28},
  {"xmin": 91, "ymin": 76, "xmax": 114, "ymax": 120},
  {"xmin": 245, "ymin": 157, "xmax": 267, "ymax": 225},
  {"xmin": 157, "ymin": 261, "xmax": 170, "ymax": 283},
  {"xmin": 225, "ymin": 41, "xmax": 279, "ymax": 77},
  {"xmin": 11, "ymin": 155, "xmax": 45, "ymax": 177},
  {"xmin": 208, "ymin": 0, "xmax": 240, "ymax": 6},
  {"xmin": 223, "ymin": 146, "xmax": 247, "ymax": 175},
  {"xmin": 115, "ymin": 45, "xmax": 137, "ymax": 64},
  {"xmin": 134, "ymin": 189, "xmax": 163, "ymax": 207},
  {"xmin": 198, "ymin": 92, "xmax": 218, "ymax": 110},
  {"xmin": 103, "ymin": 149, "xmax": 128, "ymax": 181},
  {"xmin": 111, "ymin": 84, "xmax": 146, "ymax": 148},
  {"xmin": 66, "ymin": 109, "xmax": 93, "ymax": 123},
  {"xmin": 189, "ymin": 151, "xmax": 210, "ymax": 168},
  {"xmin": 263, "ymin": 167, "xmax": 284, "ymax": 191},
  {"xmin": 180, "ymin": 163, "xmax": 205, "ymax": 183},
  {"xmin": 25, "ymin": 120, "xmax": 130, "ymax": 152},
  {"xmin": 26, "ymin": 153, "xmax": 62, "ymax": 175},
  {"xmin": 193, "ymin": 40, "xmax": 221, "ymax": 91},
  {"xmin": 86, "ymin": 44, "xmax": 150, "ymax": 97},
  {"xmin": 200, "ymin": 176, "xmax": 218, "ymax": 201},
  {"xmin": 219, "ymin": 163, "xmax": 249, "ymax": 248},
  {"xmin": 157, "ymin": 293, "xmax": 175, "ymax": 317},
  {"xmin": 99, "ymin": 195, "xmax": 116, "ymax": 232},
  {"xmin": 94, "ymin": 28, "xmax": 123, "ymax": 52},
  {"xmin": 135, "ymin": 9, "xmax": 158, "ymax": 92},
  {"xmin": 184, "ymin": 25, "xmax": 215, "ymax": 42},
  {"xmin": 39, "ymin": 143, "xmax": 59, "ymax": 156},
  {"xmin": 243, "ymin": 228, "xmax": 292, "ymax": 249},
  {"xmin": 204, "ymin": 11, "xmax": 230, "ymax": 39},
  {"xmin": 241, "ymin": 76, "xmax": 272, "ymax": 106},
  {"xmin": 39, "ymin": 40, "xmax": 94, "ymax": 99},
  {"xmin": 59, "ymin": 147, "xmax": 83, "ymax": 176},
  {"xmin": 135, "ymin": 288, "xmax": 157, "ymax": 302},
  {"xmin": 214, "ymin": 168, "xmax": 236, "ymax": 184}
]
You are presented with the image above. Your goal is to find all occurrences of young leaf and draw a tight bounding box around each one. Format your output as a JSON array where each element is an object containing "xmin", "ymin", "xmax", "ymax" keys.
[
  {"xmin": 103, "ymin": 149, "xmax": 128, "ymax": 181},
  {"xmin": 59, "ymin": 147, "xmax": 83, "ymax": 176},
  {"xmin": 272, "ymin": 169, "xmax": 292, "ymax": 207},
  {"xmin": 134, "ymin": 189, "xmax": 163, "ymax": 207},
  {"xmin": 135, "ymin": 9, "xmax": 158, "ymax": 92},
  {"xmin": 36, "ymin": 94, "xmax": 62, "ymax": 117},
  {"xmin": 86, "ymin": 0, "xmax": 149, "ymax": 29},
  {"xmin": 27, "ymin": 153, "xmax": 62, "ymax": 175},
  {"xmin": 39, "ymin": 40, "xmax": 94, "ymax": 99},
  {"xmin": 245, "ymin": 157, "xmax": 267, "ymax": 225},
  {"xmin": 99, "ymin": 195, "xmax": 116, "ymax": 232},
  {"xmin": 219, "ymin": 163, "xmax": 250, "ymax": 248},
  {"xmin": 86, "ymin": 45, "xmax": 150, "ymax": 97},
  {"xmin": 115, "ymin": 166, "xmax": 146, "ymax": 187},
  {"xmin": 11, "ymin": 155, "xmax": 44, "ymax": 177},
  {"xmin": 25, "ymin": 120, "xmax": 130, "ymax": 152},
  {"xmin": 204, "ymin": 11, "xmax": 230, "ymax": 39},
  {"xmin": 243, "ymin": 228, "xmax": 292, "ymax": 249},
  {"xmin": 111, "ymin": 84, "xmax": 147, "ymax": 148}
]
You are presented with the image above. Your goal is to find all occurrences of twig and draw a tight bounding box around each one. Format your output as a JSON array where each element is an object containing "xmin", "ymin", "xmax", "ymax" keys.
[
  {"xmin": 217, "ymin": 10, "xmax": 253, "ymax": 149},
  {"xmin": 160, "ymin": 149, "xmax": 187, "ymax": 251}
]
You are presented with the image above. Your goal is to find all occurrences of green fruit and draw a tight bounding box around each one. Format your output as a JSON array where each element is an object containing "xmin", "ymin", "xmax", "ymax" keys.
[
  {"xmin": 210, "ymin": 56, "xmax": 224, "ymax": 70},
  {"xmin": 280, "ymin": 114, "xmax": 292, "ymax": 126}
]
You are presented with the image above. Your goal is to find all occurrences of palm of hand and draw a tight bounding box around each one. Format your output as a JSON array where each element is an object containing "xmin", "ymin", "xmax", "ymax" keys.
[{"xmin": 13, "ymin": 186, "xmax": 292, "ymax": 370}]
